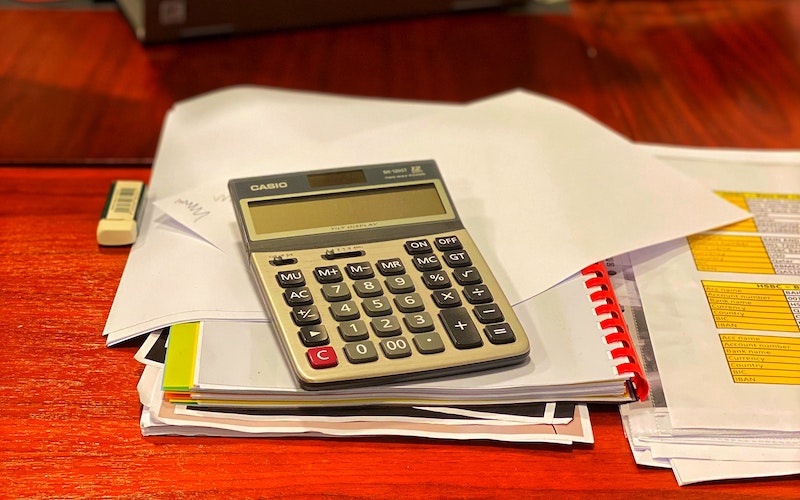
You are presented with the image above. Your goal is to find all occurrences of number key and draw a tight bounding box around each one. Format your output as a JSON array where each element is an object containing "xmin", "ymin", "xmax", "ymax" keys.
[
  {"xmin": 321, "ymin": 282, "xmax": 351, "ymax": 302},
  {"xmin": 371, "ymin": 316, "xmax": 402, "ymax": 337},
  {"xmin": 353, "ymin": 278, "xmax": 383, "ymax": 297},
  {"xmin": 362, "ymin": 296, "xmax": 393, "ymax": 317},
  {"xmin": 403, "ymin": 312, "xmax": 434, "ymax": 333},
  {"xmin": 330, "ymin": 301, "xmax": 360, "ymax": 321},
  {"xmin": 385, "ymin": 274, "xmax": 415, "ymax": 294},
  {"xmin": 394, "ymin": 292, "xmax": 424, "ymax": 313},
  {"xmin": 380, "ymin": 337, "xmax": 412, "ymax": 359},
  {"xmin": 338, "ymin": 320, "xmax": 368, "ymax": 341},
  {"xmin": 343, "ymin": 341, "xmax": 379, "ymax": 364},
  {"xmin": 413, "ymin": 332, "xmax": 445, "ymax": 354}
]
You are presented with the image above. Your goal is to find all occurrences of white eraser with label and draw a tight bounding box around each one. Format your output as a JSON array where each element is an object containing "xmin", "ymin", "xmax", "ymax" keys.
[{"xmin": 97, "ymin": 180, "xmax": 146, "ymax": 246}]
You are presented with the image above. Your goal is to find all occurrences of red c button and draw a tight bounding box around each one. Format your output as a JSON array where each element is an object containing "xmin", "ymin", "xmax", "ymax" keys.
[{"xmin": 307, "ymin": 346, "xmax": 338, "ymax": 369}]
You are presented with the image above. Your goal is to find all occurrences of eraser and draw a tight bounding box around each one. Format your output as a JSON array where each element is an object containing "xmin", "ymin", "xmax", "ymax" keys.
[{"xmin": 97, "ymin": 180, "xmax": 146, "ymax": 246}]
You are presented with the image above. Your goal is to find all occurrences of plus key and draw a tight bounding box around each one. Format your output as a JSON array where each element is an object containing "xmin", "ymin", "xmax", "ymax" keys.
[{"xmin": 438, "ymin": 307, "xmax": 483, "ymax": 349}]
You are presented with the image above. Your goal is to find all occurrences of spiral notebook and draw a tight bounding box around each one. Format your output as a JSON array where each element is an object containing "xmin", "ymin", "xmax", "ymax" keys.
[{"xmin": 162, "ymin": 262, "xmax": 649, "ymax": 407}]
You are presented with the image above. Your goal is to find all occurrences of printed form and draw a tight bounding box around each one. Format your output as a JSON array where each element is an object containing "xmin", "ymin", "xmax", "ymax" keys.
[{"xmin": 629, "ymin": 146, "xmax": 800, "ymax": 433}]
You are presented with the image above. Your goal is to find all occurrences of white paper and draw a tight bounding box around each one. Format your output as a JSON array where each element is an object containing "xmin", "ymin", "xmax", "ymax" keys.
[
  {"xmin": 142, "ymin": 371, "xmax": 594, "ymax": 443},
  {"xmin": 619, "ymin": 145, "xmax": 800, "ymax": 485},
  {"xmin": 104, "ymin": 87, "xmax": 748, "ymax": 345},
  {"xmin": 149, "ymin": 86, "xmax": 455, "ymax": 199},
  {"xmin": 181, "ymin": 271, "xmax": 640, "ymax": 404},
  {"xmin": 649, "ymin": 441, "xmax": 800, "ymax": 462},
  {"xmin": 417, "ymin": 402, "xmax": 574, "ymax": 425},
  {"xmin": 631, "ymin": 240, "xmax": 800, "ymax": 432},
  {"xmin": 105, "ymin": 87, "xmax": 454, "ymax": 344},
  {"xmin": 629, "ymin": 145, "xmax": 800, "ymax": 432},
  {"xmin": 157, "ymin": 90, "xmax": 750, "ymax": 305},
  {"xmin": 671, "ymin": 457, "xmax": 800, "ymax": 486}
]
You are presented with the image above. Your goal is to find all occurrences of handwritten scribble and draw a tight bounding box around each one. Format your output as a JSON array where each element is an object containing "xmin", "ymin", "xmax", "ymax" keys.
[{"xmin": 174, "ymin": 198, "xmax": 211, "ymax": 223}]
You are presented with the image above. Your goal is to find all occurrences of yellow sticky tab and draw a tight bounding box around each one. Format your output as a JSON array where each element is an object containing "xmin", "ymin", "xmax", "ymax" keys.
[{"xmin": 162, "ymin": 322, "xmax": 201, "ymax": 392}]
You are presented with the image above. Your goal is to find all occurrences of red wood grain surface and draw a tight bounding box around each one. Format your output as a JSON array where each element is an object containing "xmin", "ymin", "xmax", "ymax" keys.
[
  {"xmin": 2, "ymin": 1, "xmax": 799, "ymax": 164},
  {"xmin": 2, "ymin": 1, "xmax": 800, "ymax": 497}
]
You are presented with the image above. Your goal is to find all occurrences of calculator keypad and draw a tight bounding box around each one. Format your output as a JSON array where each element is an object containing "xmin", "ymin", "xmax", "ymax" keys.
[{"xmin": 253, "ymin": 229, "xmax": 529, "ymax": 387}]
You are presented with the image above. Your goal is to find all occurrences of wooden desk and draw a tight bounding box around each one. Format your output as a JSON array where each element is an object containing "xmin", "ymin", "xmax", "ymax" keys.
[
  {"xmin": 1, "ymin": 2, "xmax": 798, "ymax": 497},
  {"xmin": 2, "ymin": 1, "xmax": 799, "ymax": 164}
]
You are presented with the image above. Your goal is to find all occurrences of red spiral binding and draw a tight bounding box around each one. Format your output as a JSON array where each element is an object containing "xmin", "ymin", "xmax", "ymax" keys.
[{"xmin": 581, "ymin": 262, "xmax": 650, "ymax": 402}]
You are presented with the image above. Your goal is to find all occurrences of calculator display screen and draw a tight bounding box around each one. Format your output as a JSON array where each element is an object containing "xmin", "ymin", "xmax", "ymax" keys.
[
  {"xmin": 247, "ymin": 183, "xmax": 447, "ymax": 237},
  {"xmin": 307, "ymin": 169, "xmax": 367, "ymax": 188}
]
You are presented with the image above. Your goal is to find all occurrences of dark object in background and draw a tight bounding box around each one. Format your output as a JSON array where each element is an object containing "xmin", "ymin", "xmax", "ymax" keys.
[{"xmin": 116, "ymin": 0, "xmax": 528, "ymax": 43}]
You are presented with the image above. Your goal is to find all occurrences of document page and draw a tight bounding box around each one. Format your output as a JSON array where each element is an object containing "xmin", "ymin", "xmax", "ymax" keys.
[
  {"xmin": 630, "ymin": 146, "xmax": 800, "ymax": 432},
  {"xmin": 103, "ymin": 87, "xmax": 748, "ymax": 345}
]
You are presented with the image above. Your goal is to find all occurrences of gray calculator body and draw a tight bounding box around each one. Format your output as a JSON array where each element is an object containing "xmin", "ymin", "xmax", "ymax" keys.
[{"xmin": 229, "ymin": 160, "xmax": 530, "ymax": 389}]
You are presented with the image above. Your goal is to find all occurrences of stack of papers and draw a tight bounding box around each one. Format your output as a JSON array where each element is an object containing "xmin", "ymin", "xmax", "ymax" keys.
[
  {"xmin": 612, "ymin": 145, "xmax": 800, "ymax": 485},
  {"xmin": 134, "ymin": 329, "xmax": 595, "ymax": 443},
  {"xmin": 103, "ymin": 86, "xmax": 751, "ymax": 447},
  {"xmin": 152, "ymin": 272, "xmax": 652, "ymax": 408}
]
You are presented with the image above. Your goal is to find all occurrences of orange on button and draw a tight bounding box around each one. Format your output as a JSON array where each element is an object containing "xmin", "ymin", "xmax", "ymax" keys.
[{"xmin": 306, "ymin": 346, "xmax": 338, "ymax": 369}]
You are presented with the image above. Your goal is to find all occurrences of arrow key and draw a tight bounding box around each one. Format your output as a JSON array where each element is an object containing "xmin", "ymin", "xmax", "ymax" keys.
[{"xmin": 299, "ymin": 325, "xmax": 329, "ymax": 347}]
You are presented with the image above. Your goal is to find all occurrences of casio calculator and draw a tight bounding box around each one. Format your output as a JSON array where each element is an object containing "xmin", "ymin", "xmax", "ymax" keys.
[{"xmin": 229, "ymin": 160, "xmax": 530, "ymax": 389}]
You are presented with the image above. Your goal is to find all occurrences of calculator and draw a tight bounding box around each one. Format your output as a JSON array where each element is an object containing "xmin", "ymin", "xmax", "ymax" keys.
[{"xmin": 229, "ymin": 160, "xmax": 530, "ymax": 389}]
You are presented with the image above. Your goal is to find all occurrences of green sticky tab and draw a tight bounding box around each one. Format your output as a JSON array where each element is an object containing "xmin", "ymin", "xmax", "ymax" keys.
[{"xmin": 162, "ymin": 322, "xmax": 201, "ymax": 392}]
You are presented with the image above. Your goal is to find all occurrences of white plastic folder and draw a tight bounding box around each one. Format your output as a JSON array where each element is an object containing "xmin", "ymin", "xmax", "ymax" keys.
[{"xmin": 103, "ymin": 86, "xmax": 749, "ymax": 345}]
